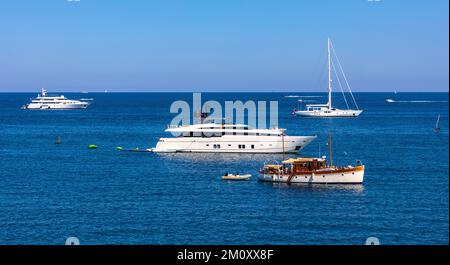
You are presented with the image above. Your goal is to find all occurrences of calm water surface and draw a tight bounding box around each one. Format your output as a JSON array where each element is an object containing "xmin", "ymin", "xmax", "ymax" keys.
[{"xmin": 0, "ymin": 92, "xmax": 448, "ymax": 244}]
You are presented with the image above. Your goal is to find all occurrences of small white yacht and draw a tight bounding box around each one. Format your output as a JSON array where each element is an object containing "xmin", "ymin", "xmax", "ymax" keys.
[
  {"xmin": 295, "ymin": 38, "xmax": 362, "ymax": 117},
  {"xmin": 151, "ymin": 121, "xmax": 316, "ymax": 153},
  {"xmin": 24, "ymin": 88, "xmax": 91, "ymax": 109}
]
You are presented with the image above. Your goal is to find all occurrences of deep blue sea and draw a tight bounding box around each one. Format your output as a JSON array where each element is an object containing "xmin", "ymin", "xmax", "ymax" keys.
[{"xmin": 0, "ymin": 92, "xmax": 448, "ymax": 245}]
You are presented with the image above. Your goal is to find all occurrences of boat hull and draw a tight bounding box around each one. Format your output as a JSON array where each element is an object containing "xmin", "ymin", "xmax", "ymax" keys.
[
  {"xmin": 258, "ymin": 165, "xmax": 364, "ymax": 184},
  {"xmin": 26, "ymin": 102, "xmax": 90, "ymax": 109},
  {"xmin": 222, "ymin": 174, "xmax": 252, "ymax": 180},
  {"xmin": 152, "ymin": 135, "xmax": 316, "ymax": 153},
  {"xmin": 295, "ymin": 109, "xmax": 362, "ymax": 117}
]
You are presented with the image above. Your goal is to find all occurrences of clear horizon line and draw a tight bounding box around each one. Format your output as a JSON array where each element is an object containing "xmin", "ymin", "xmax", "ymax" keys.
[{"xmin": 0, "ymin": 90, "xmax": 448, "ymax": 93}]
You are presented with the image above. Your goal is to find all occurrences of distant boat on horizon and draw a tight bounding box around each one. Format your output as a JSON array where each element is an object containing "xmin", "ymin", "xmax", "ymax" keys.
[
  {"xmin": 22, "ymin": 88, "xmax": 91, "ymax": 110},
  {"xmin": 386, "ymin": 99, "xmax": 447, "ymax": 103}
]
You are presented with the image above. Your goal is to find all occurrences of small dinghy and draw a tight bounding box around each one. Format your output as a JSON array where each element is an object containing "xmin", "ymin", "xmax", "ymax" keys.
[{"xmin": 221, "ymin": 173, "xmax": 252, "ymax": 181}]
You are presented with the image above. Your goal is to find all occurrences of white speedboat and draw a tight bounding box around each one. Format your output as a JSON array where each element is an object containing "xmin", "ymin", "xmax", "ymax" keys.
[
  {"xmin": 151, "ymin": 121, "xmax": 316, "ymax": 153},
  {"xmin": 24, "ymin": 88, "xmax": 91, "ymax": 110},
  {"xmin": 221, "ymin": 173, "xmax": 252, "ymax": 181},
  {"xmin": 295, "ymin": 38, "xmax": 362, "ymax": 117}
]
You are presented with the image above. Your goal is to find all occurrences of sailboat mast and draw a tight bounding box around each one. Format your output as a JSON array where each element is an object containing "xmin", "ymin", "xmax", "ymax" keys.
[
  {"xmin": 328, "ymin": 131, "xmax": 333, "ymax": 167},
  {"xmin": 327, "ymin": 37, "xmax": 332, "ymax": 109}
]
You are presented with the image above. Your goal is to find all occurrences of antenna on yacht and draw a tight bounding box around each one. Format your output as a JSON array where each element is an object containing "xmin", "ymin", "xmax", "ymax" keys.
[{"xmin": 327, "ymin": 131, "xmax": 333, "ymax": 167}]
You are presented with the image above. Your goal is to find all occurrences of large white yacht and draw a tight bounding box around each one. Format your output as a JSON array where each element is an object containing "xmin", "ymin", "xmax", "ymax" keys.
[
  {"xmin": 151, "ymin": 121, "xmax": 316, "ymax": 153},
  {"xmin": 24, "ymin": 88, "xmax": 91, "ymax": 109},
  {"xmin": 295, "ymin": 38, "xmax": 362, "ymax": 117}
]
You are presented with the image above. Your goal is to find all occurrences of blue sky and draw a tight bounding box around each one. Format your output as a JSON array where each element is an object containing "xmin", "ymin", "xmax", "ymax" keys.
[{"xmin": 0, "ymin": 0, "xmax": 448, "ymax": 92}]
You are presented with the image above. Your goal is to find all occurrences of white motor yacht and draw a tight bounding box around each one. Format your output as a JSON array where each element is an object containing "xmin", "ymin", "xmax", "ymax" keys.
[
  {"xmin": 151, "ymin": 121, "xmax": 316, "ymax": 153},
  {"xmin": 24, "ymin": 88, "xmax": 91, "ymax": 110}
]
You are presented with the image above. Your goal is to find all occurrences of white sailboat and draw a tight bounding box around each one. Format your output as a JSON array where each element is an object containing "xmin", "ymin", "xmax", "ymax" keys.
[
  {"xmin": 295, "ymin": 38, "xmax": 363, "ymax": 117},
  {"xmin": 434, "ymin": 114, "xmax": 441, "ymax": 134}
]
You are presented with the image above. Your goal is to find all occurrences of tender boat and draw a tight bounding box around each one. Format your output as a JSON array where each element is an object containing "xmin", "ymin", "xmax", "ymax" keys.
[
  {"xmin": 24, "ymin": 88, "xmax": 91, "ymax": 110},
  {"xmin": 295, "ymin": 38, "xmax": 362, "ymax": 117},
  {"xmin": 221, "ymin": 173, "xmax": 252, "ymax": 181}
]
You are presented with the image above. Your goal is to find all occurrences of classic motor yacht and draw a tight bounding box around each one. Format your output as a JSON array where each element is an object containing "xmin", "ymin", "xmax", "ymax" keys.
[
  {"xmin": 295, "ymin": 38, "xmax": 362, "ymax": 117},
  {"xmin": 150, "ymin": 121, "xmax": 316, "ymax": 153},
  {"xmin": 23, "ymin": 88, "xmax": 91, "ymax": 109},
  {"xmin": 258, "ymin": 132, "xmax": 364, "ymax": 184},
  {"xmin": 258, "ymin": 157, "xmax": 364, "ymax": 184}
]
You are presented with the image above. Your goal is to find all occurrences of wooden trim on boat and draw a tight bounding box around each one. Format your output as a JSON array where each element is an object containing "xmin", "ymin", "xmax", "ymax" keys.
[{"xmin": 261, "ymin": 165, "xmax": 364, "ymax": 175}]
